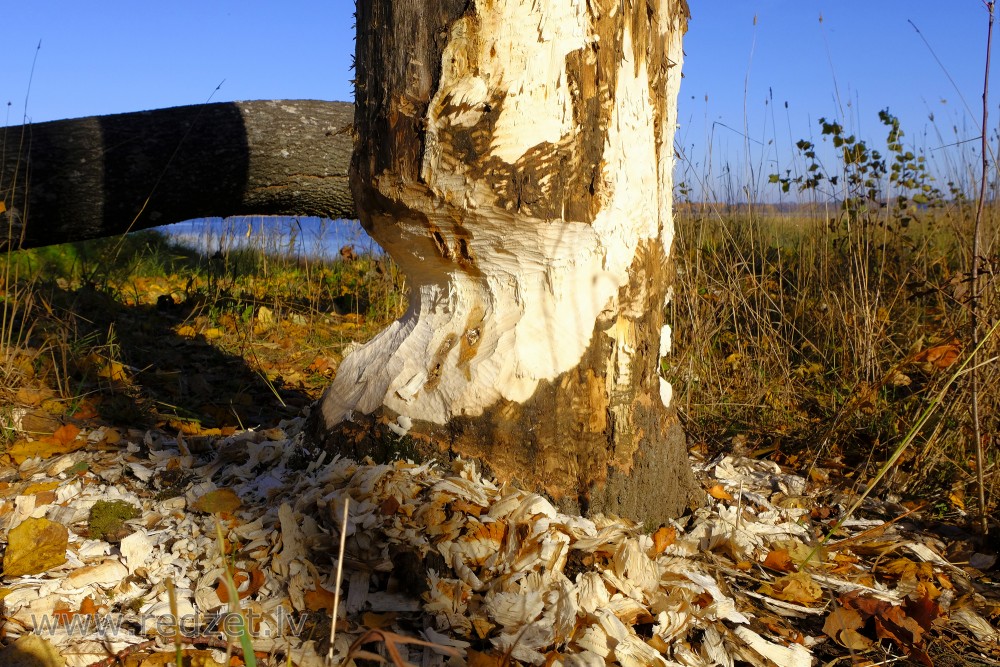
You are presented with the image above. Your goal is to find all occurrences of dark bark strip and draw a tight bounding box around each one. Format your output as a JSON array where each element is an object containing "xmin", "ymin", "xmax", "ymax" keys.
[{"xmin": 1, "ymin": 100, "xmax": 354, "ymax": 250}]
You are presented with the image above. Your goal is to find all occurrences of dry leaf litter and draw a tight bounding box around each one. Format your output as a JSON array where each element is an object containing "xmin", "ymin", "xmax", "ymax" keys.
[{"xmin": 0, "ymin": 416, "xmax": 997, "ymax": 667}]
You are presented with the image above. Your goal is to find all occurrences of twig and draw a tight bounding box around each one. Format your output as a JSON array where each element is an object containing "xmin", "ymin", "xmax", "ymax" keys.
[
  {"xmin": 971, "ymin": 1, "xmax": 994, "ymax": 537},
  {"xmin": 327, "ymin": 496, "xmax": 350, "ymax": 665},
  {"xmin": 84, "ymin": 635, "xmax": 285, "ymax": 667},
  {"xmin": 84, "ymin": 640, "xmax": 157, "ymax": 667}
]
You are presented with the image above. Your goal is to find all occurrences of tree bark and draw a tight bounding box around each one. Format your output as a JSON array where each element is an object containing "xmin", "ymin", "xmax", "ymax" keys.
[
  {"xmin": 1, "ymin": 100, "xmax": 354, "ymax": 250},
  {"xmin": 310, "ymin": 0, "xmax": 698, "ymax": 523}
]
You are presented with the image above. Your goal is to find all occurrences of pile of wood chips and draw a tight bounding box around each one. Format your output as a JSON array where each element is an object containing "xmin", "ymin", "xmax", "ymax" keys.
[{"xmin": 0, "ymin": 415, "xmax": 997, "ymax": 667}]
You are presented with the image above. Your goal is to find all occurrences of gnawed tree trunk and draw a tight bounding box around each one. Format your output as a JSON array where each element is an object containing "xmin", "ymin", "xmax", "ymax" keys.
[
  {"xmin": 1, "ymin": 100, "xmax": 354, "ymax": 250},
  {"xmin": 310, "ymin": 0, "xmax": 697, "ymax": 523}
]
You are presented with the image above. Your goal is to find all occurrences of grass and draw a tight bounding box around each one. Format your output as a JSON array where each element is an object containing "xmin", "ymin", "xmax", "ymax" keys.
[
  {"xmin": 669, "ymin": 110, "xmax": 1000, "ymax": 521},
  {"xmin": 0, "ymin": 225, "xmax": 407, "ymax": 441},
  {"xmin": 1, "ymin": 112, "xmax": 997, "ymax": 527}
]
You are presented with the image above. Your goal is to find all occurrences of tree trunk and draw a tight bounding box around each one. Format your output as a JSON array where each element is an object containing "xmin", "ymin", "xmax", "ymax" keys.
[
  {"xmin": 310, "ymin": 0, "xmax": 697, "ymax": 523},
  {"xmin": 1, "ymin": 100, "xmax": 354, "ymax": 250}
]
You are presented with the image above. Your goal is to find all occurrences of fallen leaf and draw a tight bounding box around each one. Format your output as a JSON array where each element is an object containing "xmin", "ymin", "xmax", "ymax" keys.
[
  {"xmin": 53, "ymin": 596, "xmax": 99, "ymax": 626},
  {"xmin": 6, "ymin": 435, "xmax": 89, "ymax": 465},
  {"xmin": 0, "ymin": 634, "xmax": 66, "ymax": 667},
  {"xmin": 216, "ymin": 568, "xmax": 266, "ymax": 602},
  {"xmin": 913, "ymin": 340, "xmax": 960, "ymax": 369},
  {"xmin": 380, "ymin": 496, "xmax": 401, "ymax": 515},
  {"xmin": 762, "ymin": 549, "xmax": 796, "ymax": 573},
  {"xmin": 706, "ymin": 484, "xmax": 734, "ymax": 501},
  {"xmin": 3, "ymin": 517, "xmax": 69, "ymax": 576},
  {"xmin": 841, "ymin": 592, "xmax": 891, "ymax": 619},
  {"xmin": 304, "ymin": 580, "xmax": 339, "ymax": 613},
  {"xmin": 15, "ymin": 386, "xmax": 51, "ymax": 407},
  {"xmin": 948, "ymin": 492, "xmax": 965, "ymax": 510},
  {"xmin": 362, "ymin": 611, "xmax": 398, "ymax": 629},
  {"xmin": 193, "ymin": 488, "xmax": 242, "ymax": 514},
  {"xmin": 904, "ymin": 591, "xmax": 941, "ymax": 632},
  {"xmin": 823, "ymin": 606, "xmax": 870, "ymax": 650},
  {"xmin": 23, "ymin": 480, "xmax": 61, "ymax": 495},
  {"xmin": 467, "ymin": 648, "xmax": 505, "ymax": 667},
  {"xmin": 759, "ymin": 572, "xmax": 823, "ymax": 605},
  {"xmin": 875, "ymin": 604, "xmax": 927, "ymax": 650},
  {"xmin": 651, "ymin": 526, "xmax": 677, "ymax": 555}
]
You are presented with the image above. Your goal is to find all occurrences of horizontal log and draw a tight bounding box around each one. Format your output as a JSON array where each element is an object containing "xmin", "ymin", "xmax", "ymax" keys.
[{"xmin": 0, "ymin": 99, "xmax": 355, "ymax": 250}]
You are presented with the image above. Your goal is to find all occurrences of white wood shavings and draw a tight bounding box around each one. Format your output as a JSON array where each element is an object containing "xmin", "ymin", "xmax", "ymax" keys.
[
  {"xmin": 273, "ymin": 503, "xmax": 306, "ymax": 577},
  {"xmin": 576, "ymin": 571, "xmax": 611, "ymax": 614},
  {"xmin": 119, "ymin": 530, "xmax": 152, "ymax": 571},
  {"xmin": 1, "ymin": 419, "xmax": 993, "ymax": 665},
  {"xmin": 614, "ymin": 538, "xmax": 660, "ymax": 596},
  {"xmin": 951, "ymin": 606, "xmax": 1000, "ymax": 643},
  {"xmin": 732, "ymin": 626, "xmax": 812, "ymax": 667},
  {"xmin": 492, "ymin": 621, "xmax": 552, "ymax": 665},
  {"xmin": 61, "ymin": 559, "xmax": 128, "ymax": 590},
  {"xmin": 484, "ymin": 588, "xmax": 545, "ymax": 630},
  {"xmin": 652, "ymin": 608, "xmax": 692, "ymax": 644},
  {"xmin": 344, "ymin": 570, "xmax": 371, "ymax": 614}
]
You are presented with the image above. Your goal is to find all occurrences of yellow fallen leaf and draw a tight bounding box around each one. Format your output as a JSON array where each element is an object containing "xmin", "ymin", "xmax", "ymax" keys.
[
  {"xmin": 177, "ymin": 325, "xmax": 197, "ymax": 338},
  {"xmin": 759, "ymin": 571, "xmax": 823, "ymax": 606},
  {"xmin": 8, "ymin": 432, "xmax": 89, "ymax": 465},
  {"xmin": 23, "ymin": 480, "xmax": 61, "ymax": 495},
  {"xmin": 948, "ymin": 492, "xmax": 965, "ymax": 511},
  {"xmin": 53, "ymin": 423, "xmax": 81, "ymax": 445},
  {"xmin": 4, "ymin": 517, "xmax": 69, "ymax": 576},
  {"xmin": 130, "ymin": 650, "xmax": 224, "ymax": 666},
  {"xmin": 0, "ymin": 634, "xmax": 66, "ymax": 667},
  {"xmin": 15, "ymin": 386, "xmax": 51, "ymax": 406},
  {"xmin": 192, "ymin": 488, "xmax": 242, "ymax": 514}
]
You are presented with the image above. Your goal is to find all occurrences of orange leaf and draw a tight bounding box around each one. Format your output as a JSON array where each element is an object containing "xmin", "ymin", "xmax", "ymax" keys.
[
  {"xmin": 904, "ymin": 591, "xmax": 941, "ymax": 632},
  {"xmin": 913, "ymin": 341, "xmax": 960, "ymax": 369},
  {"xmin": 762, "ymin": 548, "xmax": 796, "ymax": 573},
  {"xmin": 380, "ymin": 496, "xmax": 401, "ymax": 516},
  {"xmin": 467, "ymin": 649, "xmax": 505, "ymax": 667},
  {"xmin": 823, "ymin": 606, "xmax": 869, "ymax": 649},
  {"xmin": 52, "ymin": 423, "xmax": 81, "ymax": 446},
  {"xmin": 706, "ymin": 484, "xmax": 733, "ymax": 501},
  {"xmin": 214, "ymin": 568, "xmax": 265, "ymax": 602},
  {"xmin": 651, "ymin": 526, "xmax": 677, "ymax": 555},
  {"xmin": 53, "ymin": 596, "xmax": 99, "ymax": 626},
  {"xmin": 362, "ymin": 611, "xmax": 397, "ymax": 629},
  {"xmin": 304, "ymin": 579, "xmax": 339, "ymax": 613}
]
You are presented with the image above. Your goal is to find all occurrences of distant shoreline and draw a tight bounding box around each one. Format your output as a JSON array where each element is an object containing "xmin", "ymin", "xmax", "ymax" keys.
[{"xmin": 155, "ymin": 216, "xmax": 381, "ymax": 260}]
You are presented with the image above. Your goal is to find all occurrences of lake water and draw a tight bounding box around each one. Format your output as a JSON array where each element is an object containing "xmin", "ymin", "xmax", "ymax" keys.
[{"xmin": 155, "ymin": 216, "xmax": 382, "ymax": 259}]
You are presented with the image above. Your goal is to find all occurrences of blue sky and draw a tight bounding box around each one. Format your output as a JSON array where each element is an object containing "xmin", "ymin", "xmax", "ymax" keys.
[{"xmin": 2, "ymin": 1, "xmax": 995, "ymax": 201}]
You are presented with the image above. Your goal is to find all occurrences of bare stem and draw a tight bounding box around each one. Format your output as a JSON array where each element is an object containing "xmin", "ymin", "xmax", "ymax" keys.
[{"xmin": 971, "ymin": 0, "xmax": 994, "ymax": 537}]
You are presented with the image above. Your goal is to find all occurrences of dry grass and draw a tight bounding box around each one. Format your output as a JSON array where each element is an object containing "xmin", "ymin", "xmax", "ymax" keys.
[{"xmin": 668, "ymin": 197, "xmax": 1000, "ymax": 518}]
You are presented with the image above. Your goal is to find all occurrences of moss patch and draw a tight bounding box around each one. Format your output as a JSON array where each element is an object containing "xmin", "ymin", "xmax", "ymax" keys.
[{"xmin": 88, "ymin": 500, "xmax": 141, "ymax": 542}]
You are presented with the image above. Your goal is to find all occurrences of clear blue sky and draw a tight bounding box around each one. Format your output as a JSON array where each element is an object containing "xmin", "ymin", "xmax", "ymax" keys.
[{"xmin": 2, "ymin": 1, "xmax": 995, "ymax": 201}]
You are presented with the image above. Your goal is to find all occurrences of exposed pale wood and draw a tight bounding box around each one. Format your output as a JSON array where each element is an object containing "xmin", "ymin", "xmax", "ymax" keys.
[{"xmin": 0, "ymin": 100, "xmax": 354, "ymax": 250}]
